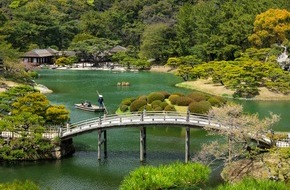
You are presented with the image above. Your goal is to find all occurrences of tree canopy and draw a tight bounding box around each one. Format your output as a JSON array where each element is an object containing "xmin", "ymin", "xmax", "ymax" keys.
[{"xmin": 0, "ymin": 0, "xmax": 289, "ymax": 63}]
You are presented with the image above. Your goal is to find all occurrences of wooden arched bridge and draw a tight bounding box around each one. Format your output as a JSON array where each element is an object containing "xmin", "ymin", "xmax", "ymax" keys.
[
  {"xmin": 59, "ymin": 111, "xmax": 289, "ymax": 162},
  {"xmin": 1, "ymin": 111, "xmax": 289, "ymax": 162},
  {"xmin": 61, "ymin": 111, "xmax": 221, "ymax": 162}
]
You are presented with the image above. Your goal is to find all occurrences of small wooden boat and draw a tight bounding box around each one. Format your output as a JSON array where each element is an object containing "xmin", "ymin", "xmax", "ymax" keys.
[{"xmin": 74, "ymin": 103, "xmax": 105, "ymax": 112}]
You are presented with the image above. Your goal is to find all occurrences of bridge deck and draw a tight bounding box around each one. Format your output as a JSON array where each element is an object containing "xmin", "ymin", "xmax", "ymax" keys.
[{"xmin": 1, "ymin": 111, "xmax": 289, "ymax": 148}]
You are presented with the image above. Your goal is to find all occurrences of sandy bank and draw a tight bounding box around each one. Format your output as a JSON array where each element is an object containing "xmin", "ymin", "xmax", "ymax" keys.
[
  {"xmin": 177, "ymin": 79, "xmax": 290, "ymax": 101},
  {"xmin": 0, "ymin": 79, "xmax": 52, "ymax": 94}
]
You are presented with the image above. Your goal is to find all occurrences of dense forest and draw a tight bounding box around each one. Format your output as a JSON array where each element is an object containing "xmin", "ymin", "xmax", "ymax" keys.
[
  {"xmin": 0, "ymin": 0, "xmax": 290, "ymax": 97},
  {"xmin": 0, "ymin": 0, "xmax": 289, "ymax": 62}
]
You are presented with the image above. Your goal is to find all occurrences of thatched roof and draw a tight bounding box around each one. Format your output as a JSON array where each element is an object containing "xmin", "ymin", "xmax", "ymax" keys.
[{"xmin": 23, "ymin": 48, "xmax": 58, "ymax": 58}]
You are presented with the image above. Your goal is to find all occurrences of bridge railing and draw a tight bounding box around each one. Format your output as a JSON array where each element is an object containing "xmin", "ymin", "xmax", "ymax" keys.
[{"xmin": 62, "ymin": 111, "xmax": 212, "ymax": 134}]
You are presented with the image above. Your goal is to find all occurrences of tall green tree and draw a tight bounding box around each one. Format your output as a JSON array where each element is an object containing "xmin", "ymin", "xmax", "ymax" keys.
[{"xmin": 139, "ymin": 23, "xmax": 175, "ymax": 63}]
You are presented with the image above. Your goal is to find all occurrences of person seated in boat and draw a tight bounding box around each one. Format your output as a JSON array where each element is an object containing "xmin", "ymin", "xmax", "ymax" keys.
[
  {"xmin": 87, "ymin": 101, "xmax": 92, "ymax": 107},
  {"xmin": 98, "ymin": 95, "xmax": 104, "ymax": 108},
  {"xmin": 83, "ymin": 101, "xmax": 89, "ymax": 107}
]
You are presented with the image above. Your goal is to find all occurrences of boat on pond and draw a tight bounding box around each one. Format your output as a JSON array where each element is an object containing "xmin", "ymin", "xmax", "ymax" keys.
[{"xmin": 74, "ymin": 102, "xmax": 105, "ymax": 112}]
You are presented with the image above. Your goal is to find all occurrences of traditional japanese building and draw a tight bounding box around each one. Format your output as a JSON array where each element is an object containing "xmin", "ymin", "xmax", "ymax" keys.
[{"xmin": 22, "ymin": 48, "xmax": 58, "ymax": 65}]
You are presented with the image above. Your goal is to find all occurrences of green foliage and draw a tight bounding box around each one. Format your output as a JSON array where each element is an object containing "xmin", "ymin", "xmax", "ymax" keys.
[
  {"xmin": 188, "ymin": 101, "xmax": 212, "ymax": 114},
  {"xmin": 147, "ymin": 92, "xmax": 165, "ymax": 104},
  {"xmin": 168, "ymin": 94, "xmax": 180, "ymax": 105},
  {"xmin": 45, "ymin": 105, "xmax": 70, "ymax": 125},
  {"xmin": 139, "ymin": 23, "xmax": 174, "ymax": 63},
  {"xmin": 130, "ymin": 99, "xmax": 147, "ymax": 112},
  {"xmin": 175, "ymin": 96, "xmax": 193, "ymax": 106},
  {"xmin": 27, "ymin": 71, "xmax": 38, "ymax": 79},
  {"xmin": 137, "ymin": 95, "xmax": 147, "ymax": 102},
  {"xmin": 164, "ymin": 105, "xmax": 175, "ymax": 112},
  {"xmin": 187, "ymin": 60, "xmax": 290, "ymax": 97},
  {"xmin": 120, "ymin": 99, "xmax": 132, "ymax": 106},
  {"xmin": 188, "ymin": 92, "xmax": 208, "ymax": 102},
  {"xmin": 217, "ymin": 178, "xmax": 289, "ymax": 190},
  {"xmin": 0, "ymin": 85, "xmax": 37, "ymax": 115},
  {"xmin": 0, "ymin": 86, "xmax": 70, "ymax": 160},
  {"xmin": 119, "ymin": 162, "xmax": 210, "ymax": 190},
  {"xmin": 0, "ymin": 180, "xmax": 40, "ymax": 190},
  {"xmin": 151, "ymin": 100, "xmax": 162, "ymax": 106},
  {"xmin": 159, "ymin": 101, "xmax": 169, "ymax": 109},
  {"xmin": 11, "ymin": 92, "xmax": 49, "ymax": 119},
  {"xmin": 55, "ymin": 57, "xmax": 74, "ymax": 66},
  {"xmin": 208, "ymin": 97, "xmax": 225, "ymax": 107},
  {"xmin": 153, "ymin": 106, "xmax": 163, "ymax": 111},
  {"xmin": 120, "ymin": 104, "xmax": 129, "ymax": 112},
  {"xmin": 158, "ymin": 91, "xmax": 171, "ymax": 99}
]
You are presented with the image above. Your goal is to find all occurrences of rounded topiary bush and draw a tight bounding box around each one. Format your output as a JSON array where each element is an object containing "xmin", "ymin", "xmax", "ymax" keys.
[
  {"xmin": 176, "ymin": 96, "xmax": 193, "ymax": 106},
  {"xmin": 120, "ymin": 99, "xmax": 132, "ymax": 106},
  {"xmin": 153, "ymin": 106, "xmax": 163, "ymax": 111},
  {"xmin": 152, "ymin": 104, "xmax": 161, "ymax": 109},
  {"xmin": 120, "ymin": 105, "xmax": 129, "ymax": 112},
  {"xmin": 151, "ymin": 100, "xmax": 162, "ymax": 106},
  {"xmin": 130, "ymin": 99, "xmax": 147, "ymax": 112},
  {"xmin": 147, "ymin": 92, "xmax": 165, "ymax": 104},
  {"xmin": 208, "ymin": 97, "xmax": 223, "ymax": 107},
  {"xmin": 188, "ymin": 92, "xmax": 207, "ymax": 102},
  {"xmin": 139, "ymin": 105, "xmax": 153, "ymax": 111},
  {"xmin": 158, "ymin": 91, "xmax": 171, "ymax": 99},
  {"xmin": 138, "ymin": 95, "xmax": 147, "ymax": 102},
  {"xmin": 172, "ymin": 92, "xmax": 185, "ymax": 96},
  {"xmin": 168, "ymin": 94, "xmax": 180, "ymax": 105},
  {"xmin": 188, "ymin": 100, "xmax": 212, "ymax": 114},
  {"xmin": 160, "ymin": 102, "xmax": 169, "ymax": 109},
  {"xmin": 164, "ymin": 105, "xmax": 176, "ymax": 111}
]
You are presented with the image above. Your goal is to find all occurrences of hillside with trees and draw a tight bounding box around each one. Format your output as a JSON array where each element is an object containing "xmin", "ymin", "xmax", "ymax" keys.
[
  {"xmin": 0, "ymin": 0, "xmax": 289, "ymax": 61},
  {"xmin": 1, "ymin": 0, "xmax": 290, "ymax": 97}
]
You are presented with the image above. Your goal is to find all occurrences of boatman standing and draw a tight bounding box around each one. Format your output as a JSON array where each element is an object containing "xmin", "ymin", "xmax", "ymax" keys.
[{"xmin": 98, "ymin": 95, "xmax": 104, "ymax": 108}]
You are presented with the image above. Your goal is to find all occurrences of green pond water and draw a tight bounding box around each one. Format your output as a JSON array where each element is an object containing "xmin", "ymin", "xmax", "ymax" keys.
[{"xmin": 0, "ymin": 69, "xmax": 289, "ymax": 189}]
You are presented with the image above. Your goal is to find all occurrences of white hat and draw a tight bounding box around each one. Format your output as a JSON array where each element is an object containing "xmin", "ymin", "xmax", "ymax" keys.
[{"xmin": 99, "ymin": 95, "xmax": 103, "ymax": 97}]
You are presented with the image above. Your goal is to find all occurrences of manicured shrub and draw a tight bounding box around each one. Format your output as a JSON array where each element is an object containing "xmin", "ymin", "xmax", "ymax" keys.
[
  {"xmin": 208, "ymin": 97, "xmax": 223, "ymax": 107},
  {"xmin": 158, "ymin": 91, "xmax": 171, "ymax": 98},
  {"xmin": 160, "ymin": 102, "xmax": 169, "ymax": 109},
  {"xmin": 120, "ymin": 99, "xmax": 132, "ymax": 106},
  {"xmin": 188, "ymin": 100, "xmax": 212, "ymax": 114},
  {"xmin": 147, "ymin": 92, "xmax": 165, "ymax": 104},
  {"xmin": 139, "ymin": 105, "xmax": 153, "ymax": 111},
  {"xmin": 172, "ymin": 92, "xmax": 185, "ymax": 96},
  {"xmin": 120, "ymin": 105, "xmax": 128, "ymax": 112},
  {"xmin": 168, "ymin": 94, "xmax": 179, "ymax": 105},
  {"xmin": 151, "ymin": 100, "xmax": 162, "ymax": 106},
  {"xmin": 188, "ymin": 92, "xmax": 207, "ymax": 102},
  {"xmin": 164, "ymin": 105, "xmax": 176, "ymax": 111},
  {"xmin": 152, "ymin": 104, "xmax": 161, "ymax": 109},
  {"xmin": 153, "ymin": 106, "xmax": 163, "ymax": 111},
  {"xmin": 176, "ymin": 96, "xmax": 193, "ymax": 106},
  {"xmin": 137, "ymin": 95, "xmax": 147, "ymax": 102},
  {"xmin": 130, "ymin": 99, "xmax": 147, "ymax": 112}
]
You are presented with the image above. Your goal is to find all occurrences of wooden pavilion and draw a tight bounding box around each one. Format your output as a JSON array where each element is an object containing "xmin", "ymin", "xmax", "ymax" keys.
[{"xmin": 22, "ymin": 48, "xmax": 58, "ymax": 65}]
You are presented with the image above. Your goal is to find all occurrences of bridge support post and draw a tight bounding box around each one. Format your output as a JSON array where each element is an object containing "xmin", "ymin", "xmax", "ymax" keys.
[
  {"xmin": 98, "ymin": 129, "xmax": 107, "ymax": 160},
  {"xmin": 185, "ymin": 127, "xmax": 190, "ymax": 163},
  {"xmin": 140, "ymin": 126, "xmax": 147, "ymax": 162}
]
